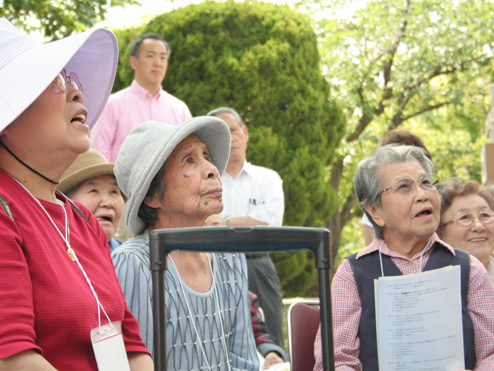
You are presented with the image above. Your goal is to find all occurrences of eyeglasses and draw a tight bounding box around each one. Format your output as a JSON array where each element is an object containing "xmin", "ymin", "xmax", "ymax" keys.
[
  {"xmin": 379, "ymin": 175, "xmax": 440, "ymax": 196},
  {"xmin": 442, "ymin": 209, "xmax": 494, "ymax": 228},
  {"xmin": 53, "ymin": 70, "xmax": 83, "ymax": 93}
]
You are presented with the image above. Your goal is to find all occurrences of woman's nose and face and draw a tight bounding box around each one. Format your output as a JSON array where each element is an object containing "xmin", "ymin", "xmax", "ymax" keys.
[
  {"xmin": 440, "ymin": 194, "xmax": 494, "ymax": 267},
  {"xmin": 1, "ymin": 70, "xmax": 90, "ymax": 159},
  {"xmin": 148, "ymin": 134, "xmax": 224, "ymax": 227},
  {"xmin": 368, "ymin": 161, "xmax": 440, "ymax": 247},
  {"xmin": 71, "ymin": 175, "xmax": 125, "ymax": 241}
]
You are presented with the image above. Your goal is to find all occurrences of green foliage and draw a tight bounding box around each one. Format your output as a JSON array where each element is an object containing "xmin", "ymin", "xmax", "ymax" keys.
[
  {"xmin": 317, "ymin": 0, "xmax": 494, "ymax": 136},
  {"xmin": 112, "ymin": 25, "xmax": 144, "ymax": 92},
  {"xmin": 112, "ymin": 1, "xmax": 346, "ymax": 296},
  {"xmin": 337, "ymin": 217, "xmax": 364, "ymax": 266},
  {"xmin": 0, "ymin": 0, "xmax": 137, "ymax": 40},
  {"xmin": 306, "ymin": 0, "xmax": 494, "ymax": 265}
]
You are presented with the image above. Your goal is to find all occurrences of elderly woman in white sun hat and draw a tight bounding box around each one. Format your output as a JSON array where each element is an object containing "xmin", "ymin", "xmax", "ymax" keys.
[
  {"xmin": 111, "ymin": 118, "xmax": 259, "ymax": 370},
  {"xmin": 0, "ymin": 19, "xmax": 153, "ymax": 370}
]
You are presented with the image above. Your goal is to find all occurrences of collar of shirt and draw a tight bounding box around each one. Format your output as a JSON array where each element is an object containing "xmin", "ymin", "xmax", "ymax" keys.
[
  {"xmin": 142, "ymin": 228, "xmax": 150, "ymax": 242},
  {"xmin": 130, "ymin": 80, "xmax": 162, "ymax": 101},
  {"xmin": 108, "ymin": 237, "xmax": 123, "ymax": 252},
  {"xmin": 241, "ymin": 160, "xmax": 263, "ymax": 178},
  {"xmin": 224, "ymin": 160, "xmax": 253, "ymax": 181},
  {"xmin": 356, "ymin": 233, "xmax": 455, "ymax": 261}
]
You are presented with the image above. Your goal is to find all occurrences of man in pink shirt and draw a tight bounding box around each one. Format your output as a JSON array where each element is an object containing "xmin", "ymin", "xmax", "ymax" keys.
[{"xmin": 90, "ymin": 33, "xmax": 192, "ymax": 162}]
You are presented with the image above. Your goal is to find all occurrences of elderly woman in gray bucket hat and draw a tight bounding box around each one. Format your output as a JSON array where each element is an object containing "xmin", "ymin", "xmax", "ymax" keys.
[
  {"xmin": 0, "ymin": 19, "xmax": 152, "ymax": 370},
  {"xmin": 111, "ymin": 118, "xmax": 259, "ymax": 370}
]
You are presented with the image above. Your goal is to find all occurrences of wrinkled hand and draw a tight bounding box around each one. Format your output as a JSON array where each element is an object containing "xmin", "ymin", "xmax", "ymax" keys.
[
  {"xmin": 263, "ymin": 351, "xmax": 284, "ymax": 369},
  {"xmin": 203, "ymin": 214, "xmax": 223, "ymax": 227}
]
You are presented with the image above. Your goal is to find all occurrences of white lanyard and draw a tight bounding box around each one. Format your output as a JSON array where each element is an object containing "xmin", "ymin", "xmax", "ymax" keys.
[
  {"xmin": 11, "ymin": 177, "xmax": 112, "ymax": 332},
  {"xmin": 378, "ymin": 239, "xmax": 432, "ymax": 277},
  {"xmin": 169, "ymin": 253, "xmax": 231, "ymax": 371}
]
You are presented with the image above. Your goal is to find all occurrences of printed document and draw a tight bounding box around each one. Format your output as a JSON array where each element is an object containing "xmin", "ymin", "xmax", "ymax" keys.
[{"xmin": 375, "ymin": 265, "xmax": 464, "ymax": 370}]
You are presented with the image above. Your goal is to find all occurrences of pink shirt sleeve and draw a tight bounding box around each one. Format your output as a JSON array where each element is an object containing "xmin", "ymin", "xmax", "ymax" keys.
[
  {"xmin": 314, "ymin": 259, "xmax": 362, "ymax": 370},
  {"xmin": 467, "ymin": 255, "xmax": 494, "ymax": 369},
  {"xmin": 313, "ymin": 325, "xmax": 323, "ymax": 371},
  {"xmin": 178, "ymin": 104, "xmax": 192, "ymax": 122},
  {"xmin": 90, "ymin": 100, "xmax": 117, "ymax": 161}
]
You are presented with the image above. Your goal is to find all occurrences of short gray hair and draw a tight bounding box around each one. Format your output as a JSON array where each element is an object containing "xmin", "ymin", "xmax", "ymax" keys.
[
  {"xmin": 207, "ymin": 107, "xmax": 244, "ymax": 126},
  {"xmin": 354, "ymin": 144, "xmax": 435, "ymax": 239},
  {"xmin": 138, "ymin": 161, "xmax": 167, "ymax": 228}
]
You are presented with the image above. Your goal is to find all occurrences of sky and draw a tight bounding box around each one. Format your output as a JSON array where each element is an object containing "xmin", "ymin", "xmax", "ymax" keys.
[
  {"xmin": 97, "ymin": 0, "xmax": 366, "ymax": 30},
  {"xmin": 24, "ymin": 0, "xmax": 201, "ymax": 41},
  {"xmin": 22, "ymin": 0, "xmax": 364, "ymax": 42},
  {"xmin": 96, "ymin": 0, "xmax": 200, "ymax": 29}
]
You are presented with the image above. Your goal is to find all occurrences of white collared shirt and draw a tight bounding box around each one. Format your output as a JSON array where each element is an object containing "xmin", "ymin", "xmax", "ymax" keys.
[{"xmin": 221, "ymin": 161, "xmax": 284, "ymax": 226}]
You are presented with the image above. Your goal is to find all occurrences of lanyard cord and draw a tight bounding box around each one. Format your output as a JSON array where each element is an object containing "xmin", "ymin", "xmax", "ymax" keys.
[
  {"xmin": 169, "ymin": 253, "xmax": 231, "ymax": 371},
  {"xmin": 379, "ymin": 239, "xmax": 432, "ymax": 277},
  {"xmin": 208, "ymin": 253, "xmax": 231, "ymax": 371},
  {"xmin": 11, "ymin": 176, "xmax": 112, "ymax": 332}
]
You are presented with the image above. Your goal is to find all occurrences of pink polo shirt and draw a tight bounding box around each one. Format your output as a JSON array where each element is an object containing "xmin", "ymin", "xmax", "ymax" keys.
[{"xmin": 90, "ymin": 80, "xmax": 192, "ymax": 162}]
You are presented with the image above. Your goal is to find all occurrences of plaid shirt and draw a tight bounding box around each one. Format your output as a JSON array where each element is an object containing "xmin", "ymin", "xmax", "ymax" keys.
[
  {"xmin": 250, "ymin": 292, "xmax": 276, "ymax": 346},
  {"xmin": 313, "ymin": 234, "xmax": 494, "ymax": 370}
]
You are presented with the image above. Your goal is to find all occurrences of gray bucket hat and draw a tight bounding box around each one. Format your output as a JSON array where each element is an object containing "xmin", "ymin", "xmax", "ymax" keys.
[{"xmin": 114, "ymin": 117, "xmax": 231, "ymax": 235}]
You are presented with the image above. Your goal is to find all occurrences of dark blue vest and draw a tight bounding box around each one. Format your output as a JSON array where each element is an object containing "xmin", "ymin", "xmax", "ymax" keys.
[{"xmin": 347, "ymin": 243, "xmax": 476, "ymax": 370}]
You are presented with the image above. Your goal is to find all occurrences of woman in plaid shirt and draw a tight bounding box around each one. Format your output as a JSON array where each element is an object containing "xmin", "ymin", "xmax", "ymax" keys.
[{"xmin": 314, "ymin": 145, "xmax": 494, "ymax": 370}]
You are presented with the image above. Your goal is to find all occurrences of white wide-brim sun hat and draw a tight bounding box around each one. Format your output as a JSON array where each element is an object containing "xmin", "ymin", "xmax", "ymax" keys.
[
  {"xmin": 0, "ymin": 18, "xmax": 118, "ymax": 132},
  {"xmin": 115, "ymin": 117, "xmax": 231, "ymax": 235}
]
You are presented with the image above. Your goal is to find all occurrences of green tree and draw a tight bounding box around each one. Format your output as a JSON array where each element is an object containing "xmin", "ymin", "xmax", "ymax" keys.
[
  {"xmin": 0, "ymin": 0, "xmax": 137, "ymax": 40},
  {"xmin": 309, "ymin": 0, "xmax": 494, "ymax": 263},
  {"xmin": 112, "ymin": 1, "xmax": 346, "ymax": 296}
]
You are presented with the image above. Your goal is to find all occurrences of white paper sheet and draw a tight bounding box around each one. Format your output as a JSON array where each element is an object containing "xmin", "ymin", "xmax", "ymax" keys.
[{"xmin": 375, "ymin": 265, "xmax": 464, "ymax": 371}]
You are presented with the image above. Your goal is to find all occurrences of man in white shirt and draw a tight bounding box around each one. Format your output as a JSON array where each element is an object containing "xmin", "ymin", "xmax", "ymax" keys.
[{"xmin": 207, "ymin": 107, "xmax": 285, "ymax": 348}]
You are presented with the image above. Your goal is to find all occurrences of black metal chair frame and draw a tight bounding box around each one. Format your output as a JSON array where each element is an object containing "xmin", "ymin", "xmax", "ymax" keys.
[{"xmin": 150, "ymin": 226, "xmax": 334, "ymax": 371}]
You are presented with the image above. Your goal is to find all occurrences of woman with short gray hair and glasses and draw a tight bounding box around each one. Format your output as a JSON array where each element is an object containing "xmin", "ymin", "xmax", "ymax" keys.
[{"xmin": 313, "ymin": 145, "xmax": 494, "ymax": 371}]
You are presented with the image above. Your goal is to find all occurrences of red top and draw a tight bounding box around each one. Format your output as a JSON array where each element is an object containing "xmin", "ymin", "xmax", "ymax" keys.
[{"xmin": 0, "ymin": 171, "xmax": 148, "ymax": 370}]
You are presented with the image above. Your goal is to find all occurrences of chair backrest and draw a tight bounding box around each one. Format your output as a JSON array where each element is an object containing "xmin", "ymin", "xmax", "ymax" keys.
[{"xmin": 288, "ymin": 300, "xmax": 320, "ymax": 371}]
